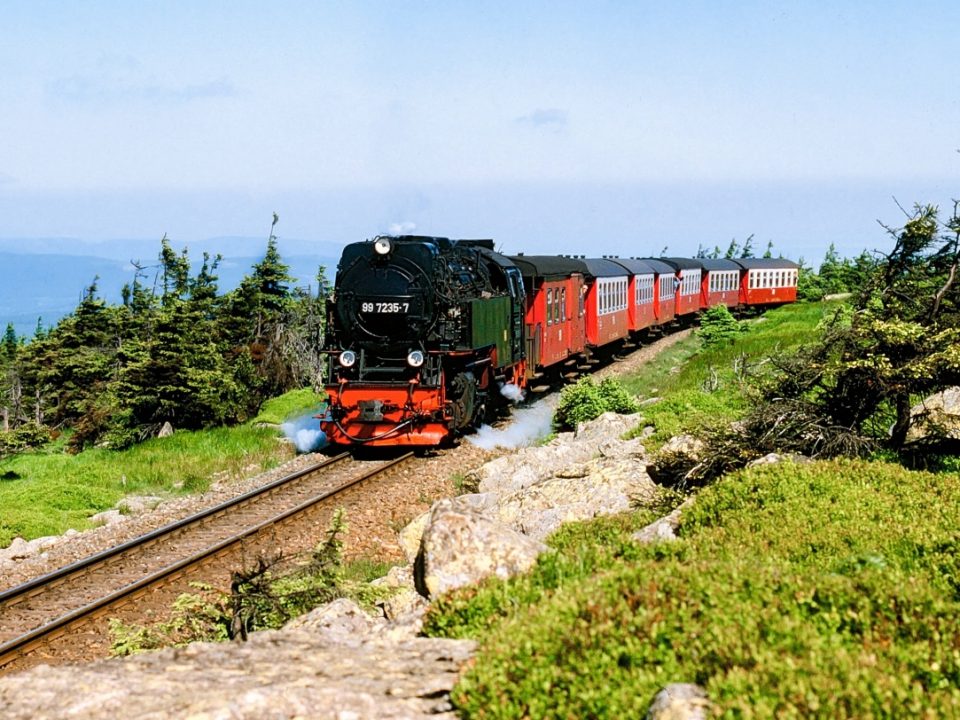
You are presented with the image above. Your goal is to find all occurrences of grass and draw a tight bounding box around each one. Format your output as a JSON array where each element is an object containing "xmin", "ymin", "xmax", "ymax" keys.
[
  {"xmin": 419, "ymin": 299, "xmax": 960, "ymax": 717},
  {"xmin": 0, "ymin": 389, "xmax": 325, "ymax": 548},
  {"xmin": 251, "ymin": 388, "xmax": 326, "ymax": 425},
  {"xmin": 426, "ymin": 459, "xmax": 960, "ymax": 718},
  {"xmin": 623, "ymin": 301, "xmax": 841, "ymax": 448}
]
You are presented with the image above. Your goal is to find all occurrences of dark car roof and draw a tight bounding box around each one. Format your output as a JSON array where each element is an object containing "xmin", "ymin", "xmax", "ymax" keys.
[
  {"xmin": 732, "ymin": 258, "xmax": 801, "ymax": 270},
  {"xmin": 582, "ymin": 258, "xmax": 631, "ymax": 278},
  {"xmin": 698, "ymin": 258, "xmax": 742, "ymax": 271},
  {"xmin": 658, "ymin": 257, "xmax": 704, "ymax": 271},
  {"xmin": 507, "ymin": 255, "xmax": 589, "ymax": 280},
  {"xmin": 636, "ymin": 258, "xmax": 680, "ymax": 275},
  {"xmin": 609, "ymin": 258, "xmax": 657, "ymax": 275}
]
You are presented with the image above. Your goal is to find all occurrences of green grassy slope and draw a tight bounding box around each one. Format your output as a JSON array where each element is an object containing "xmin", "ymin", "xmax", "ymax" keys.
[{"xmin": 423, "ymin": 301, "xmax": 960, "ymax": 718}]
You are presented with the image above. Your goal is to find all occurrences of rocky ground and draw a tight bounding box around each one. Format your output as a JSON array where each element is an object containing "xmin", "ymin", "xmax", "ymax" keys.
[{"xmin": 0, "ymin": 329, "xmax": 698, "ymax": 719}]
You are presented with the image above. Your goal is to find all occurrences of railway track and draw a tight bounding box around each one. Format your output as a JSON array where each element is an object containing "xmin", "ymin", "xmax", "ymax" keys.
[{"xmin": 0, "ymin": 451, "xmax": 413, "ymax": 674}]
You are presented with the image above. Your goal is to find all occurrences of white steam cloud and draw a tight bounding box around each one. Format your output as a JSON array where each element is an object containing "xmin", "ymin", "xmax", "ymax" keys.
[
  {"xmin": 499, "ymin": 383, "xmax": 525, "ymax": 403},
  {"xmin": 467, "ymin": 398, "xmax": 556, "ymax": 451},
  {"xmin": 281, "ymin": 412, "xmax": 328, "ymax": 453},
  {"xmin": 388, "ymin": 221, "xmax": 417, "ymax": 235}
]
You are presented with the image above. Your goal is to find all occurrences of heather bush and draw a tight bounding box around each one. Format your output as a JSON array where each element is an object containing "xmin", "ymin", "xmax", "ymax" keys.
[
  {"xmin": 553, "ymin": 377, "xmax": 638, "ymax": 431},
  {"xmin": 428, "ymin": 460, "xmax": 960, "ymax": 718}
]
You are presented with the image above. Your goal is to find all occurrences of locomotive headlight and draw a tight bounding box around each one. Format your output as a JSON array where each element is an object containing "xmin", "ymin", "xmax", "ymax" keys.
[
  {"xmin": 373, "ymin": 237, "xmax": 393, "ymax": 255},
  {"xmin": 406, "ymin": 350, "xmax": 425, "ymax": 368},
  {"xmin": 338, "ymin": 350, "xmax": 357, "ymax": 368}
]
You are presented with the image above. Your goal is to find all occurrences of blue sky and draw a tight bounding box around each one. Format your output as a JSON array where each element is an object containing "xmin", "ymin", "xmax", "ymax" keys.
[{"xmin": 1, "ymin": 1, "xmax": 958, "ymax": 263}]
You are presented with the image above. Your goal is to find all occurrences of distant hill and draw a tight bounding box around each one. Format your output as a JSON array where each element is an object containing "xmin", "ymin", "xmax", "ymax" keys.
[{"xmin": 0, "ymin": 238, "xmax": 344, "ymax": 337}]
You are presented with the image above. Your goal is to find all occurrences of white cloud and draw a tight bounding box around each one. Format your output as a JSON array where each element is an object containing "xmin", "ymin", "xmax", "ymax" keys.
[
  {"xmin": 45, "ymin": 55, "xmax": 236, "ymax": 106},
  {"xmin": 388, "ymin": 221, "xmax": 417, "ymax": 235},
  {"xmin": 516, "ymin": 108, "xmax": 568, "ymax": 130}
]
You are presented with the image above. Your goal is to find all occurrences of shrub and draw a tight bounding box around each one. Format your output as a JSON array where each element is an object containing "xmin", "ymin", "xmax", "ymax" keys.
[
  {"xmin": 109, "ymin": 582, "xmax": 231, "ymax": 655},
  {"xmin": 429, "ymin": 460, "xmax": 960, "ymax": 718},
  {"xmin": 553, "ymin": 377, "xmax": 638, "ymax": 431},
  {"xmin": 597, "ymin": 377, "xmax": 639, "ymax": 414},
  {"xmin": 697, "ymin": 304, "xmax": 744, "ymax": 347},
  {"xmin": 0, "ymin": 423, "xmax": 50, "ymax": 458}
]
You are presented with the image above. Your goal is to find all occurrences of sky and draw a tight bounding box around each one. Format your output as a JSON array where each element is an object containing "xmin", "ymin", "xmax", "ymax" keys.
[{"xmin": 1, "ymin": 1, "xmax": 958, "ymax": 263}]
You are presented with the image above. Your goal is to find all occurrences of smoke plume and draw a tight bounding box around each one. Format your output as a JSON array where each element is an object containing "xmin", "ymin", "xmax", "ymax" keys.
[
  {"xmin": 281, "ymin": 412, "xmax": 328, "ymax": 453},
  {"xmin": 468, "ymin": 397, "xmax": 556, "ymax": 451},
  {"xmin": 499, "ymin": 383, "xmax": 525, "ymax": 403}
]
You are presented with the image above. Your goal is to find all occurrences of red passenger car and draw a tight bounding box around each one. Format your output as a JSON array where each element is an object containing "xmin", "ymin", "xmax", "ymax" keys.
[
  {"xmin": 610, "ymin": 258, "xmax": 658, "ymax": 333},
  {"xmin": 641, "ymin": 258, "xmax": 678, "ymax": 326},
  {"xmin": 734, "ymin": 258, "xmax": 800, "ymax": 306},
  {"xmin": 660, "ymin": 258, "xmax": 704, "ymax": 317},
  {"xmin": 582, "ymin": 259, "xmax": 631, "ymax": 347},
  {"xmin": 699, "ymin": 258, "xmax": 742, "ymax": 309},
  {"xmin": 508, "ymin": 255, "xmax": 587, "ymax": 373}
]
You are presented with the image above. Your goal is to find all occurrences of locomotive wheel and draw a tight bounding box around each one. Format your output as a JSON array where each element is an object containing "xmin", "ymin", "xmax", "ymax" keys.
[
  {"xmin": 448, "ymin": 372, "xmax": 477, "ymax": 430},
  {"xmin": 471, "ymin": 394, "xmax": 488, "ymax": 428}
]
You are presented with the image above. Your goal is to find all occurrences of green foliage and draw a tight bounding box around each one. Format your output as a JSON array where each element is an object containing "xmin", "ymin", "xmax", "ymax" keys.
[
  {"xmin": 0, "ymin": 424, "xmax": 290, "ymax": 548},
  {"xmin": 428, "ymin": 460, "xmax": 960, "ymax": 718},
  {"xmin": 423, "ymin": 511, "xmax": 659, "ymax": 639},
  {"xmin": 230, "ymin": 510, "xmax": 348, "ymax": 636},
  {"xmin": 623, "ymin": 302, "xmax": 833, "ymax": 449},
  {"xmin": 0, "ymin": 217, "xmax": 328, "ymax": 452},
  {"xmin": 0, "ymin": 422, "xmax": 49, "ymax": 459},
  {"xmin": 553, "ymin": 377, "xmax": 639, "ymax": 431},
  {"xmin": 109, "ymin": 582, "xmax": 231, "ymax": 655},
  {"xmin": 696, "ymin": 304, "xmax": 744, "ymax": 347},
  {"xmin": 761, "ymin": 202, "xmax": 960, "ymax": 453},
  {"xmin": 252, "ymin": 388, "xmax": 327, "ymax": 425}
]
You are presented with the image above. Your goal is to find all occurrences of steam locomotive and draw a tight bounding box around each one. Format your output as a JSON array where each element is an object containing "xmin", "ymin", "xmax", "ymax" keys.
[{"xmin": 320, "ymin": 234, "xmax": 799, "ymax": 447}]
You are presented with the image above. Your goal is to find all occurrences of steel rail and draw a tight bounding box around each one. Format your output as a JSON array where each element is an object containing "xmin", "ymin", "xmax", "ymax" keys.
[
  {"xmin": 0, "ymin": 452, "xmax": 350, "ymax": 609},
  {"xmin": 0, "ymin": 452, "xmax": 412, "ymax": 670}
]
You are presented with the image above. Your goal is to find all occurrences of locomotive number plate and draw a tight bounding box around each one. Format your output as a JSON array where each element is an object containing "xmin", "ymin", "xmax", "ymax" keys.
[{"xmin": 361, "ymin": 301, "xmax": 409, "ymax": 313}]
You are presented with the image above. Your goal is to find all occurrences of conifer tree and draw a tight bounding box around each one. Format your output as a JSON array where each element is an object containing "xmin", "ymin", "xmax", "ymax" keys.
[{"xmin": 767, "ymin": 202, "xmax": 960, "ymax": 454}]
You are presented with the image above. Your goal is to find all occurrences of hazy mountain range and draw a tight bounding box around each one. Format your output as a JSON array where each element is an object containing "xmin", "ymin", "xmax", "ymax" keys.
[{"xmin": 0, "ymin": 236, "xmax": 347, "ymax": 337}]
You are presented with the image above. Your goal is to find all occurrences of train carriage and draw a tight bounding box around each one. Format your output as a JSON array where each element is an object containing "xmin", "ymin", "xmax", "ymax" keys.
[
  {"xmin": 699, "ymin": 258, "xmax": 742, "ymax": 309},
  {"xmin": 641, "ymin": 258, "xmax": 678, "ymax": 326},
  {"xmin": 609, "ymin": 258, "xmax": 657, "ymax": 333},
  {"xmin": 582, "ymin": 259, "xmax": 631, "ymax": 347},
  {"xmin": 660, "ymin": 258, "xmax": 704, "ymax": 317},
  {"xmin": 508, "ymin": 255, "xmax": 588, "ymax": 373},
  {"xmin": 734, "ymin": 258, "xmax": 800, "ymax": 306}
]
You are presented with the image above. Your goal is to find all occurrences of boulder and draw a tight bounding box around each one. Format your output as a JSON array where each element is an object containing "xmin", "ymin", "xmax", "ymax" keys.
[
  {"xmin": 475, "ymin": 412, "xmax": 644, "ymax": 497},
  {"xmin": 746, "ymin": 452, "xmax": 812, "ymax": 467},
  {"xmin": 0, "ymin": 536, "xmax": 31, "ymax": 562},
  {"xmin": 415, "ymin": 499, "xmax": 547, "ymax": 598},
  {"xmin": 0, "ymin": 625, "xmax": 475, "ymax": 719},
  {"xmin": 658, "ymin": 434, "xmax": 705, "ymax": 459},
  {"xmin": 89, "ymin": 509, "xmax": 126, "ymax": 527},
  {"xmin": 633, "ymin": 499, "xmax": 695, "ymax": 544},
  {"xmin": 646, "ymin": 683, "xmax": 712, "ymax": 720},
  {"xmin": 397, "ymin": 493, "xmax": 498, "ymax": 563},
  {"xmin": 283, "ymin": 597, "xmax": 385, "ymax": 643},
  {"xmin": 908, "ymin": 387, "xmax": 960, "ymax": 441},
  {"xmin": 496, "ymin": 455, "xmax": 658, "ymax": 542}
]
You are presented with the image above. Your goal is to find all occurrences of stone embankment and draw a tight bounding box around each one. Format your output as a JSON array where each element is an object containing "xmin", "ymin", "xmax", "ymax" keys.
[{"xmin": 0, "ymin": 412, "xmax": 706, "ymax": 719}]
